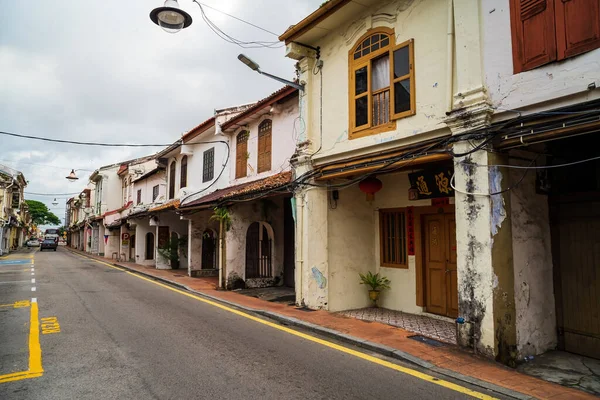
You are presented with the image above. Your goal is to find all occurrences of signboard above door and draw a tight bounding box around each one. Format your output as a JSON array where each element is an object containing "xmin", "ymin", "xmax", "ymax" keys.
[{"xmin": 408, "ymin": 168, "xmax": 454, "ymax": 200}]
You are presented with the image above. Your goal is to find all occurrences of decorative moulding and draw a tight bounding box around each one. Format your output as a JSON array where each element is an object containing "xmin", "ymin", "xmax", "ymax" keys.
[{"xmin": 344, "ymin": 12, "xmax": 398, "ymax": 46}]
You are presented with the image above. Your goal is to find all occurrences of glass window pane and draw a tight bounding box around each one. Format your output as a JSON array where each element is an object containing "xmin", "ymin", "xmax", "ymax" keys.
[
  {"xmin": 372, "ymin": 42, "xmax": 380, "ymax": 51},
  {"xmin": 355, "ymin": 67, "xmax": 367, "ymax": 95},
  {"xmin": 393, "ymin": 46, "xmax": 410, "ymax": 78},
  {"xmin": 381, "ymin": 37, "xmax": 389, "ymax": 47},
  {"xmin": 394, "ymin": 79, "xmax": 411, "ymax": 114},
  {"xmin": 362, "ymin": 38, "xmax": 371, "ymax": 48},
  {"xmin": 371, "ymin": 34, "xmax": 379, "ymax": 43},
  {"xmin": 354, "ymin": 51, "xmax": 360, "ymax": 60},
  {"xmin": 362, "ymin": 47, "xmax": 371, "ymax": 57},
  {"xmin": 371, "ymin": 54, "xmax": 390, "ymax": 92},
  {"xmin": 355, "ymin": 96, "xmax": 368, "ymax": 127}
]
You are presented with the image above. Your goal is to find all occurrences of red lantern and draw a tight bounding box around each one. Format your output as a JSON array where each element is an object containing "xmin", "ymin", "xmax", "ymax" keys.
[{"xmin": 359, "ymin": 176, "xmax": 383, "ymax": 201}]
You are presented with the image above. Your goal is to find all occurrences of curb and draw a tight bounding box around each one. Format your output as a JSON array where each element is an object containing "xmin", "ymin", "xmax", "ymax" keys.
[{"xmin": 67, "ymin": 248, "xmax": 532, "ymax": 400}]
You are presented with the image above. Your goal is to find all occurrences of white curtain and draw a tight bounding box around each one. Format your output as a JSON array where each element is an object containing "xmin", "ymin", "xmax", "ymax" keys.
[{"xmin": 371, "ymin": 55, "xmax": 390, "ymax": 92}]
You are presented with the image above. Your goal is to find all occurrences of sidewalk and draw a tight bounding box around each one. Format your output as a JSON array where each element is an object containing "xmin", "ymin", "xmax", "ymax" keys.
[{"xmin": 64, "ymin": 247, "xmax": 595, "ymax": 400}]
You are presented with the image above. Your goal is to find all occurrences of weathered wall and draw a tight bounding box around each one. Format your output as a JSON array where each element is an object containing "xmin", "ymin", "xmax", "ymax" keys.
[
  {"xmin": 305, "ymin": 0, "xmax": 450, "ymax": 164},
  {"xmin": 225, "ymin": 197, "xmax": 285, "ymax": 286},
  {"xmin": 509, "ymin": 152, "xmax": 556, "ymax": 357},
  {"xmin": 188, "ymin": 210, "xmax": 220, "ymax": 272},
  {"xmin": 482, "ymin": 0, "xmax": 600, "ymax": 114},
  {"xmin": 154, "ymin": 211, "xmax": 189, "ymax": 270},
  {"xmin": 133, "ymin": 169, "xmax": 166, "ymax": 205},
  {"xmin": 228, "ymin": 96, "xmax": 298, "ymax": 185},
  {"xmin": 327, "ymin": 183, "xmax": 374, "ymax": 312},
  {"xmin": 104, "ymin": 228, "xmax": 120, "ymax": 260}
]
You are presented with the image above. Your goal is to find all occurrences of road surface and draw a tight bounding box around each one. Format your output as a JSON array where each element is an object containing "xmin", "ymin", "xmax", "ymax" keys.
[{"xmin": 0, "ymin": 248, "xmax": 506, "ymax": 399}]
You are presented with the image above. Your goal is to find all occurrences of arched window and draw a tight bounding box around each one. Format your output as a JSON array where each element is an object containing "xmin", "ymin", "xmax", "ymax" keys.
[
  {"xmin": 169, "ymin": 161, "xmax": 176, "ymax": 199},
  {"xmin": 257, "ymin": 120, "xmax": 272, "ymax": 173},
  {"xmin": 349, "ymin": 28, "xmax": 415, "ymax": 139},
  {"xmin": 145, "ymin": 232, "xmax": 154, "ymax": 260},
  {"xmin": 235, "ymin": 131, "xmax": 249, "ymax": 179},
  {"xmin": 180, "ymin": 155, "xmax": 188, "ymax": 189}
]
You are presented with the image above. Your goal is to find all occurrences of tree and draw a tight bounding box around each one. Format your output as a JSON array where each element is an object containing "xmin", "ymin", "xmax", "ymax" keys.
[{"xmin": 25, "ymin": 200, "xmax": 61, "ymax": 226}]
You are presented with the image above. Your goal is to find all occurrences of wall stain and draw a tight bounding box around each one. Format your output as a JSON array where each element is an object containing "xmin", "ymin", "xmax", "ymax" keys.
[{"xmin": 311, "ymin": 266, "xmax": 327, "ymax": 289}]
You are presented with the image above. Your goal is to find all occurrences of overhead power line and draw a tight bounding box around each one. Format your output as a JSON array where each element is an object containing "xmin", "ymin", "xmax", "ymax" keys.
[
  {"xmin": 1, "ymin": 131, "xmax": 172, "ymax": 147},
  {"xmin": 196, "ymin": 2, "xmax": 280, "ymax": 37},
  {"xmin": 25, "ymin": 192, "xmax": 82, "ymax": 196}
]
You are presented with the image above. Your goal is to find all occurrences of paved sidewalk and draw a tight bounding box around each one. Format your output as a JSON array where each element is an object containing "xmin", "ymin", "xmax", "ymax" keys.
[{"xmin": 64, "ymin": 247, "xmax": 595, "ymax": 400}]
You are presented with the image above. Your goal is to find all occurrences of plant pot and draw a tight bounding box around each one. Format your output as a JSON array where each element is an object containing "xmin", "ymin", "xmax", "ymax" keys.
[{"xmin": 368, "ymin": 290, "xmax": 380, "ymax": 306}]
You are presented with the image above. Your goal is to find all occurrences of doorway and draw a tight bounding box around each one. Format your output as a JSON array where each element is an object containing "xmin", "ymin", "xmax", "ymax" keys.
[
  {"xmin": 423, "ymin": 212, "xmax": 457, "ymax": 318},
  {"xmin": 201, "ymin": 229, "xmax": 217, "ymax": 269}
]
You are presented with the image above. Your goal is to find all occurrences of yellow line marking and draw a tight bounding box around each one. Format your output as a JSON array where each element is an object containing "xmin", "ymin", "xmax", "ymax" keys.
[
  {"xmin": 0, "ymin": 301, "xmax": 43, "ymax": 383},
  {"xmin": 0, "ymin": 300, "xmax": 31, "ymax": 308},
  {"xmin": 77, "ymin": 253, "xmax": 496, "ymax": 400}
]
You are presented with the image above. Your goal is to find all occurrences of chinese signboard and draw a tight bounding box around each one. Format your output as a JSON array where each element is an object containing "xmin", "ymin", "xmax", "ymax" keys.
[{"xmin": 408, "ymin": 168, "xmax": 454, "ymax": 200}]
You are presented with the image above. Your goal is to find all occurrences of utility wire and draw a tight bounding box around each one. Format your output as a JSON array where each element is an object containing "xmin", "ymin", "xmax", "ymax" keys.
[
  {"xmin": 25, "ymin": 191, "xmax": 82, "ymax": 196},
  {"xmin": 196, "ymin": 2, "xmax": 280, "ymax": 37},
  {"xmin": 0, "ymin": 159, "xmax": 94, "ymax": 172},
  {"xmin": 1, "ymin": 131, "xmax": 172, "ymax": 147}
]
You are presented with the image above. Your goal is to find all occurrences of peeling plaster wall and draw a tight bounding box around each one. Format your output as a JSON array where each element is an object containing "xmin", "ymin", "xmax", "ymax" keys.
[
  {"xmin": 306, "ymin": 0, "xmax": 450, "ymax": 162},
  {"xmin": 154, "ymin": 211, "xmax": 189, "ymax": 270},
  {"xmin": 482, "ymin": 0, "xmax": 600, "ymax": 113},
  {"xmin": 374, "ymin": 173, "xmax": 431, "ymax": 313},
  {"xmin": 453, "ymin": 142, "xmax": 496, "ymax": 356},
  {"xmin": 225, "ymin": 197, "xmax": 286, "ymax": 285},
  {"xmin": 509, "ymin": 152, "xmax": 556, "ymax": 356},
  {"xmin": 327, "ymin": 184, "xmax": 374, "ymax": 312}
]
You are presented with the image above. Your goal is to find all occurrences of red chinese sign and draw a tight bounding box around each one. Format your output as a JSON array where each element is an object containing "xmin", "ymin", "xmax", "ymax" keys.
[
  {"xmin": 432, "ymin": 197, "xmax": 450, "ymax": 207},
  {"xmin": 407, "ymin": 206, "xmax": 415, "ymax": 256}
]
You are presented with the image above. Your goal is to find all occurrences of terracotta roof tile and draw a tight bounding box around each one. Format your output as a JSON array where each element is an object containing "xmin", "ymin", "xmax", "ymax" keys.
[
  {"xmin": 181, "ymin": 171, "xmax": 292, "ymax": 208},
  {"xmin": 149, "ymin": 199, "xmax": 180, "ymax": 213}
]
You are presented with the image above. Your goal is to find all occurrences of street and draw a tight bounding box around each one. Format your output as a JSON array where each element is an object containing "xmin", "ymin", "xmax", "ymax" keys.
[{"xmin": 0, "ymin": 248, "xmax": 505, "ymax": 400}]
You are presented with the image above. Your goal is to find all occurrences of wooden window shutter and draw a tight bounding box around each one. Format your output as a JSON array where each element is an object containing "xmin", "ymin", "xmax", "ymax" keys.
[
  {"xmin": 555, "ymin": 0, "xmax": 600, "ymax": 59},
  {"xmin": 510, "ymin": 0, "xmax": 557, "ymax": 73},
  {"xmin": 236, "ymin": 131, "xmax": 248, "ymax": 179},
  {"xmin": 258, "ymin": 120, "xmax": 272, "ymax": 173}
]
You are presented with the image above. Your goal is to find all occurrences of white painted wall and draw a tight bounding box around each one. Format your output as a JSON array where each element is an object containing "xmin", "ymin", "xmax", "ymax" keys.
[
  {"xmin": 301, "ymin": 0, "xmax": 450, "ymax": 164},
  {"xmin": 228, "ymin": 95, "xmax": 298, "ymax": 185},
  {"xmin": 133, "ymin": 169, "xmax": 166, "ymax": 206},
  {"xmin": 509, "ymin": 152, "xmax": 557, "ymax": 357},
  {"xmin": 482, "ymin": 0, "xmax": 600, "ymax": 115},
  {"xmin": 134, "ymin": 219, "xmax": 155, "ymax": 266}
]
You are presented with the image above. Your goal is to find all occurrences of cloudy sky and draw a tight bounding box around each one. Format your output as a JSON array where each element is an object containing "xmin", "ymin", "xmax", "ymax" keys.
[{"xmin": 1, "ymin": 0, "xmax": 321, "ymax": 227}]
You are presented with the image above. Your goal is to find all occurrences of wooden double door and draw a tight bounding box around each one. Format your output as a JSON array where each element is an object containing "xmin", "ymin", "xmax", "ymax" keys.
[{"xmin": 423, "ymin": 212, "xmax": 458, "ymax": 318}]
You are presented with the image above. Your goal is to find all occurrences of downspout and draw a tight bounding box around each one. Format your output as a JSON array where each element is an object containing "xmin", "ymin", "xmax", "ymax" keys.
[
  {"xmin": 446, "ymin": 0, "xmax": 455, "ymax": 113},
  {"xmin": 296, "ymin": 194, "xmax": 305, "ymax": 305}
]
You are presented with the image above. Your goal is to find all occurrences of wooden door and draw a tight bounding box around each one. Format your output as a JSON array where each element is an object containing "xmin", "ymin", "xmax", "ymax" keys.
[
  {"xmin": 245, "ymin": 222, "xmax": 260, "ymax": 278},
  {"xmin": 424, "ymin": 213, "xmax": 457, "ymax": 318},
  {"xmin": 283, "ymin": 198, "xmax": 295, "ymax": 287},
  {"xmin": 201, "ymin": 230, "xmax": 217, "ymax": 269},
  {"xmin": 552, "ymin": 199, "xmax": 600, "ymax": 359}
]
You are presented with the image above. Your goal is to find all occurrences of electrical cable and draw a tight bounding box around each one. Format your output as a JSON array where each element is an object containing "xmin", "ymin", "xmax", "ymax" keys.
[
  {"xmin": 179, "ymin": 141, "xmax": 230, "ymax": 206},
  {"xmin": 1, "ymin": 131, "xmax": 172, "ymax": 147},
  {"xmin": 25, "ymin": 191, "xmax": 81, "ymax": 196},
  {"xmin": 192, "ymin": 1, "xmax": 283, "ymax": 49},
  {"xmin": 470, "ymin": 154, "xmax": 600, "ymax": 170},
  {"xmin": 196, "ymin": 2, "xmax": 280, "ymax": 37},
  {"xmin": 0, "ymin": 159, "xmax": 94, "ymax": 172}
]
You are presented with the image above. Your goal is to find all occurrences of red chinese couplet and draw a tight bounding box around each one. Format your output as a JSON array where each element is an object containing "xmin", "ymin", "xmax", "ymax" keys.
[
  {"xmin": 432, "ymin": 197, "xmax": 450, "ymax": 207},
  {"xmin": 407, "ymin": 206, "xmax": 415, "ymax": 256}
]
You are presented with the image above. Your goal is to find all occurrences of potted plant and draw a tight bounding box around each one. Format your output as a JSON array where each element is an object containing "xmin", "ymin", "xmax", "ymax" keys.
[
  {"xmin": 157, "ymin": 237, "xmax": 180, "ymax": 269},
  {"xmin": 359, "ymin": 271, "xmax": 391, "ymax": 307}
]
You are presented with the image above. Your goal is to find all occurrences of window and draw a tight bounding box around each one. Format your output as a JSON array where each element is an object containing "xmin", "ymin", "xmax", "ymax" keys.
[
  {"xmin": 180, "ymin": 155, "xmax": 188, "ymax": 189},
  {"xmin": 11, "ymin": 191, "xmax": 20, "ymax": 209},
  {"xmin": 349, "ymin": 28, "xmax": 415, "ymax": 139},
  {"xmin": 379, "ymin": 209, "xmax": 407, "ymax": 268},
  {"xmin": 257, "ymin": 120, "xmax": 272, "ymax": 173},
  {"xmin": 510, "ymin": 0, "xmax": 600, "ymax": 73},
  {"xmin": 203, "ymin": 148, "xmax": 215, "ymax": 182},
  {"xmin": 136, "ymin": 189, "xmax": 142, "ymax": 205},
  {"xmin": 152, "ymin": 185, "xmax": 159, "ymax": 202},
  {"xmin": 236, "ymin": 131, "xmax": 249, "ymax": 179},
  {"xmin": 169, "ymin": 161, "xmax": 176, "ymax": 199}
]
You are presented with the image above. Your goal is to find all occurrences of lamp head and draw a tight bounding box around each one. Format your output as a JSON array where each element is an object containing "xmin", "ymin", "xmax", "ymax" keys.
[
  {"xmin": 66, "ymin": 169, "xmax": 79, "ymax": 181},
  {"xmin": 238, "ymin": 54, "xmax": 260, "ymax": 71},
  {"xmin": 150, "ymin": 0, "xmax": 192, "ymax": 34}
]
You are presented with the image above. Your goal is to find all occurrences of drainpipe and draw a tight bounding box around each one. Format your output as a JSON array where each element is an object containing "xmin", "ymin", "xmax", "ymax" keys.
[
  {"xmin": 295, "ymin": 194, "xmax": 305, "ymax": 304},
  {"xmin": 218, "ymin": 219, "xmax": 226, "ymax": 289},
  {"xmin": 446, "ymin": 0, "xmax": 455, "ymax": 113}
]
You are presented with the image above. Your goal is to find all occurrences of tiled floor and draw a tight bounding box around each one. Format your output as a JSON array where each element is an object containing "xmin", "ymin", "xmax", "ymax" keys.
[{"xmin": 339, "ymin": 307, "xmax": 457, "ymax": 345}]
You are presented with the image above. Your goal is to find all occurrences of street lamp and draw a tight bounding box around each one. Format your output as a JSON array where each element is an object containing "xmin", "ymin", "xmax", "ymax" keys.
[
  {"xmin": 65, "ymin": 169, "xmax": 79, "ymax": 182},
  {"xmin": 237, "ymin": 54, "xmax": 305, "ymax": 92},
  {"xmin": 150, "ymin": 0, "xmax": 192, "ymax": 34}
]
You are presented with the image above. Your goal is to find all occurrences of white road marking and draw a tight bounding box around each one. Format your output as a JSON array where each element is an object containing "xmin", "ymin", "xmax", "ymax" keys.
[
  {"xmin": 31, "ymin": 272, "xmax": 35, "ymax": 276},
  {"xmin": 31, "ymin": 287, "xmax": 36, "ymax": 292},
  {"xmin": 31, "ymin": 298, "xmax": 37, "ymax": 303},
  {"xmin": 31, "ymin": 278, "xmax": 35, "ymax": 284}
]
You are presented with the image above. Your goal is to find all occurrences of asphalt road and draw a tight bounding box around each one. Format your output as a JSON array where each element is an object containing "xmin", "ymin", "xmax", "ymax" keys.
[{"xmin": 0, "ymin": 248, "xmax": 506, "ymax": 399}]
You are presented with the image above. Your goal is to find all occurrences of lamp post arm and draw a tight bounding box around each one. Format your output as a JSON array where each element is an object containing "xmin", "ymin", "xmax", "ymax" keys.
[{"xmin": 257, "ymin": 70, "xmax": 304, "ymax": 92}]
